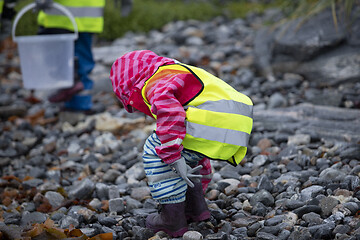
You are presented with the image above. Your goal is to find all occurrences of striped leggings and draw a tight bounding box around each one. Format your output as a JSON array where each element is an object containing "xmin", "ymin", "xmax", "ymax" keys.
[{"xmin": 143, "ymin": 132, "xmax": 205, "ymax": 204}]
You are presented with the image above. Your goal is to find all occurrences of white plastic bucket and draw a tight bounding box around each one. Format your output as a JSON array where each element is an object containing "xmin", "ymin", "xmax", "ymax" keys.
[{"xmin": 12, "ymin": 3, "xmax": 78, "ymax": 89}]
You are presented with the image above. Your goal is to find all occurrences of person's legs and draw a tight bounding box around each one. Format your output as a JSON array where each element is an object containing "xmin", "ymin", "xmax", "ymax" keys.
[
  {"xmin": 143, "ymin": 133, "xmax": 188, "ymax": 237},
  {"xmin": 47, "ymin": 31, "xmax": 95, "ymax": 110},
  {"xmin": 143, "ymin": 132, "xmax": 187, "ymax": 204},
  {"xmin": 74, "ymin": 32, "xmax": 95, "ymax": 89},
  {"xmin": 143, "ymin": 133, "xmax": 210, "ymax": 236},
  {"xmin": 64, "ymin": 33, "xmax": 94, "ymax": 110}
]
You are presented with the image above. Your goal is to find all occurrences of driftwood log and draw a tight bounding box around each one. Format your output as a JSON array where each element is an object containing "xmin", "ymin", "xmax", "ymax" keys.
[{"xmin": 253, "ymin": 103, "xmax": 360, "ymax": 143}]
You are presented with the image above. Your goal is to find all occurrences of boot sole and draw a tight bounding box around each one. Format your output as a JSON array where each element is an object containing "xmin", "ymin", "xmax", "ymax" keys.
[{"xmin": 186, "ymin": 210, "xmax": 211, "ymax": 222}]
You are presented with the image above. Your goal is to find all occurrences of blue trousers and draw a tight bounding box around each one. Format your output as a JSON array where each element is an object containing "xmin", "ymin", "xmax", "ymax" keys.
[
  {"xmin": 65, "ymin": 32, "xmax": 94, "ymax": 110},
  {"xmin": 143, "ymin": 132, "xmax": 205, "ymax": 204},
  {"xmin": 74, "ymin": 32, "xmax": 95, "ymax": 90}
]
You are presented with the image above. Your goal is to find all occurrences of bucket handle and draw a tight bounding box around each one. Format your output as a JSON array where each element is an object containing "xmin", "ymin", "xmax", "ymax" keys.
[{"xmin": 12, "ymin": 2, "xmax": 78, "ymax": 41}]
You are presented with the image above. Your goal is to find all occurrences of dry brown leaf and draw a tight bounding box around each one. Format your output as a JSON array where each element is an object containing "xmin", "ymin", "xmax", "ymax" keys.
[
  {"xmin": 25, "ymin": 109, "xmax": 45, "ymax": 125},
  {"xmin": 3, "ymin": 188, "xmax": 19, "ymax": 198},
  {"xmin": 43, "ymin": 218, "xmax": 55, "ymax": 228},
  {"xmin": 101, "ymin": 200, "xmax": 109, "ymax": 212},
  {"xmin": 68, "ymin": 229, "xmax": 85, "ymax": 237},
  {"xmin": 25, "ymin": 223, "xmax": 44, "ymax": 238},
  {"xmin": 89, "ymin": 232, "xmax": 114, "ymax": 240},
  {"xmin": 36, "ymin": 202, "xmax": 53, "ymax": 213},
  {"xmin": 2, "ymin": 196, "xmax": 12, "ymax": 206},
  {"xmin": 23, "ymin": 176, "xmax": 34, "ymax": 181},
  {"xmin": 45, "ymin": 227, "xmax": 67, "ymax": 239},
  {"xmin": 2, "ymin": 175, "xmax": 22, "ymax": 182}
]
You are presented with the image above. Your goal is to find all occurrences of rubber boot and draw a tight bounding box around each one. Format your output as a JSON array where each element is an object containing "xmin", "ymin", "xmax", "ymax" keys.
[
  {"xmin": 48, "ymin": 81, "xmax": 84, "ymax": 103},
  {"xmin": 185, "ymin": 181, "xmax": 211, "ymax": 222},
  {"xmin": 146, "ymin": 202, "xmax": 188, "ymax": 237}
]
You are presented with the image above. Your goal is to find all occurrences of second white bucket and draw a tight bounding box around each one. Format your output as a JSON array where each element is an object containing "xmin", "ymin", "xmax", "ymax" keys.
[{"xmin": 12, "ymin": 3, "xmax": 78, "ymax": 90}]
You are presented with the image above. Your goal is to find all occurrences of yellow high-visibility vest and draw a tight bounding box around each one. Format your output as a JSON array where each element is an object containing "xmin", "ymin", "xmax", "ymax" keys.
[
  {"xmin": 37, "ymin": 0, "xmax": 105, "ymax": 33},
  {"xmin": 0, "ymin": 0, "xmax": 3, "ymax": 24},
  {"xmin": 142, "ymin": 64, "xmax": 253, "ymax": 166}
]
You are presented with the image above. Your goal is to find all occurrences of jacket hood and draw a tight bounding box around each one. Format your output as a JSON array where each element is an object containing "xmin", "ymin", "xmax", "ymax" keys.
[{"xmin": 110, "ymin": 50, "xmax": 175, "ymax": 112}]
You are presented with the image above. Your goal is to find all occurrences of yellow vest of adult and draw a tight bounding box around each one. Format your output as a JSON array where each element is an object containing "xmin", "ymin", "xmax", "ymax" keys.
[
  {"xmin": 142, "ymin": 64, "xmax": 253, "ymax": 166},
  {"xmin": 37, "ymin": 0, "xmax": 105, "ymax": 33},
  {"xmin": 0, "ymin": 0, "xmax": 3, "ymax": 27}
]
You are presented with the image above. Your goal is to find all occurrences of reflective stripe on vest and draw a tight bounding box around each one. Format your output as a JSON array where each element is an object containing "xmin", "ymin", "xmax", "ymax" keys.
[
  {"xmin": 142, "ymin": 64, "xmax": 253, "ymax": 166},
  {"xmin": 37, "ymin": 0, "xmax": 105, "ymax": 33}
]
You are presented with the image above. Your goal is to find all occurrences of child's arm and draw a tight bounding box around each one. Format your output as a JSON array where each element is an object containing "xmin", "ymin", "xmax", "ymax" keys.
[{"xmin": 147, "ymin": 74, "xmax": 187, "ymax": 164}]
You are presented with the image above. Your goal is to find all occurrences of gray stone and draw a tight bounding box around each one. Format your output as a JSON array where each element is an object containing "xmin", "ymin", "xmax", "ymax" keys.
[
  {"xmin": 319, "ymin": 168, "xmax": 346, "ymax": 181},
  {"xmin": 98, "ymin": 215, "xmax": 118, "ymax": 227},
  {"xmin": 273, "ymin": 8, "xmax": 346, "ymax": 61},
  {"xmin": 95, "ymin": 183, "xmax": 109, "ymax": 200},
  {"xmin": 332, "ymin": 224, "xmax": 351, "ymax": 235},
  {"xmin": 108, "ymin": 185, "xmax": 121, "ymax": 199},
  {"xmin": 4, "ymin": 212, "xmax": 21, "ymax": 225},
  {"xmin": 268, "ymin": 92, "xmax": 287, "ymax": 109},
  {"xmin": 79, "ymin": 228, "xmax": 98, "ymax": 238},
  {"xmin": 124, "ymin": 196, "xmax": 142, "ymax": 211},
  {"xmin": 264, "ymin": 215, "xmax": 285, "ymax": 226},
  {"xmin": 293, "ymin": 205, "xmax": 322, "ymax": 218},
  {"xmin": 250, "ymin": 189, "xmax": 274, "ymax": 207},
  {"xmin": 109, "ymin": 198, "xmax": 125, "ymax": 213},
  {"xmin": 300, "ymin": 185, "xmax": 325, "ymax": 202},
  {"xmin": 256, "ymin": 231, "xmax": 277, "ymax": 240},
  {"xmin": 68, "ymin": 178, "xmax": 95, "ymax": 199},
  {"xmin": 343, "ymin": 202, "xmax": 360, "ymax": 215},
  {"xmin": 0, "ymin": 224, "xmax": 23, "ymax": 239},
  {"xmin": 319, "ymin": 197, "xmax": 339, "ymax": 217},
  {"xmin": 288, "ymin": 227, "xmax": 312, "ymax": 240},
  {"xmin": 60, "ymin": 216, "xmax": 80, "ymax": 229},
  {"xmin": 232, "ymin": 227, "xmax": 248, "ymax": 238},
  {"xmin": 252, "ymin": 155, "xmax": 268, "ymax": 167},
  {"xmin": 22, "ymin": 178, "xmax": 44, "ymax": 189},
  {"xmin": 278, "ymin": 229, "xmax": 291, "ymax": 240},
  {"xmin": 132, "ymin": 226, "xmax": 154, "ymax": 240},
  {"xmin": 287, "ymin": 134, "xmax": 311, "ymax": 146},
  {"xmin": 308, "ymin": 222, "xmax": 335, "ymax": 239},
  {"xmin": 302, "ymin": 212, "xmax": 323, "ymax": 226},
  {"xmin": 21, "ymin": 212, "xmax": 47, "ymax": 226},
  {"xmin": 296, "ymin": 46, "xmax": 360, "ymax": 86},
  {"xmin": 183, "ymin": 231, "xmax": 204, "ymax": 240},
  {"xmin": 50, "ymin": 212, "xmax": 65, "ymax": 221},
  {"xmin": 44, "ymin": 191, "xmax": 65, "ymax": 209},
  {"xmin": 284, "ymin": 199, "xmax": 305, "ymax": 210},
  {"xmin": 206, "ymin": 231, "xmax": 227, "ymax": 240},
  {"xmin": 20, "ymin": 202, "xmax": 36, "ymax": 212},
  {"xmin": 258, "ymin": 175, "xmax": 274, "ymax": 193},
  {"xmin": 130, "ymin": 208, "xmax": 157, "ymax": 216},
  {"xmin": 130, "ymin": 186, "xmax": 151, "ymax": 201}
]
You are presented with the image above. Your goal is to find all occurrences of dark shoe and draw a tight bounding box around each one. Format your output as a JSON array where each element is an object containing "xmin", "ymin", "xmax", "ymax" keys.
[
  {"xmin": 146, "ymin": 202, "xmax": 188, "ymax": 237},
  {"xmin": 185, "ymin": 181, "xmax": 211, "ymax": 222},
  {"xmin": 48, "ymin": 81, "xmax": 84, "ymax": 103}
]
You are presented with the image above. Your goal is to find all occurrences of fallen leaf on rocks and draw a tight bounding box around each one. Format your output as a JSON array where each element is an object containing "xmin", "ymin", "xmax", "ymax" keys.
[
  {"xmin": 101, "ymin": 200, "xmax": 109, "ymax": 211},
  {"xmin": 68, "ymin": 228, "xmax": 85, "ymax": 237},
  {"xmin": 2, "ymin": 175, "xmax": 22, "ymax": 183},
  {"xmin": 45, "ymin": 227, "xmax": 68, "ymax": 239},
  {"xmin": 25, "ymin": 223, "xmax": 44, "ymax": 238},
  {"xmin": 89, "ymin": 233, "xmax": 114, "ymax": 240}
]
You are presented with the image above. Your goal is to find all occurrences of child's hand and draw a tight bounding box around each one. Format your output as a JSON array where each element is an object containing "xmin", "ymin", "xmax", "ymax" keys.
[{"xmin": 169, "ymin": 158, "xmax": 203, "ymax": 188}]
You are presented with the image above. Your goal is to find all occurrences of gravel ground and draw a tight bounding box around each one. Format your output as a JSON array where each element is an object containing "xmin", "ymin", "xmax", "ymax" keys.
[{"xmin": 0, "ymin": 11, "xmax": 359, "ymax": 240}]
